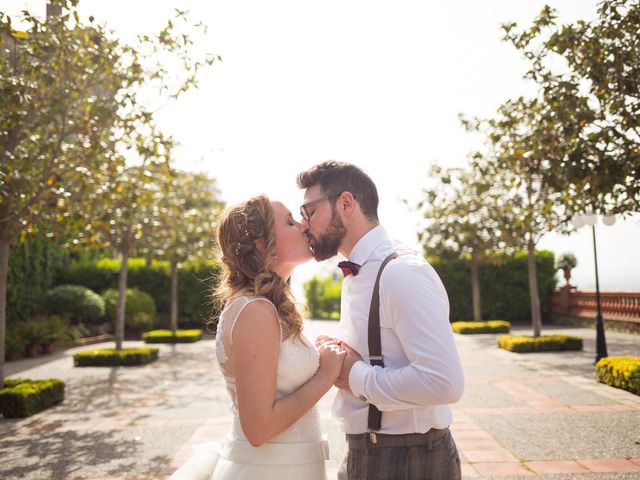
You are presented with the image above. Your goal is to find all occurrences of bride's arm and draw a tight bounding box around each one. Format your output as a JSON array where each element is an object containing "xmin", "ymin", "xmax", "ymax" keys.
[{"xmin": 232, "ymin": 300, "xmax": 344, "ymax": 447}]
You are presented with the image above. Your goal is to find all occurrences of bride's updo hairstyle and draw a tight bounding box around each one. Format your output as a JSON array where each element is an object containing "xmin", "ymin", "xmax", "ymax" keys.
[{"xmin": 214, "ymin": 195, "xmax": 304, "ymax": 341}]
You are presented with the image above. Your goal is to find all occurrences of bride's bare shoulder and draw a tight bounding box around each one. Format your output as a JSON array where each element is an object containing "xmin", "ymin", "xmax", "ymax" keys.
[{"xmin": 231, "ymin": 297, "xmax": 280, "ymax": 342}]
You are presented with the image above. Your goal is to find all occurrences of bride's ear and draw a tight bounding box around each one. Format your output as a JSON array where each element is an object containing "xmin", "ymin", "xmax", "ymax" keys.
[{"xmin": 254, "ymin": 238, "xmax": 266, "ymax": 254}]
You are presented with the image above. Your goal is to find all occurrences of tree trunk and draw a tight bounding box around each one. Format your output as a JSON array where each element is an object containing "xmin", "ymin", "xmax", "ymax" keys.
[
  {"xmin": 527, "ymin": 236, "xmax": 542, "ymax": 338},
  {"xmin": 115, "ymin": 244, "xmax": 129, "ymax": 350},
  {"xmin": 170, "ymin": 259, "xmax": 178, "ymax": 335},
  {"xmin": 0, "ymin": 238, "xmax": 10, "ymax": 387},
  {"xmin": 470, "ymin": 251, "xmax": 482, "ymax": 322}
]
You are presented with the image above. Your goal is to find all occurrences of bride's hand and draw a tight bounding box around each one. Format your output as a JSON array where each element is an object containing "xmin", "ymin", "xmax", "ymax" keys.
[
  {"xmin": 316, "ymin": 342, "xmax": 346, "ymax": 386},
  {"xmin": 315, "ymin": 335, "xmax": 338, "ymax": 347}
]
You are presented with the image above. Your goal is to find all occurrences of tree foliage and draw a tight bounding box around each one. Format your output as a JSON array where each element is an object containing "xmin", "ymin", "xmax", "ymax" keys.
[
  {"xmin": 143, "ymin": 168, "xmax": 223, "ymax": 265},
  {"xmin": 501, "ymin": 0, "xmax": 640, "ymax": 215},
  {"xmin": 417, "ymin": 163, "xmax": 504, "ymax": 258},
  {"xmin": 1, "ymin": 7, "xmax": 122, "ymax": 243},
  {"xmin": 468, "ymin": 97, "xmax": 571, "ymax": 247},
  {"xmin": 0, "ymin": 0, "xmax": 218, "ymax": 383}
]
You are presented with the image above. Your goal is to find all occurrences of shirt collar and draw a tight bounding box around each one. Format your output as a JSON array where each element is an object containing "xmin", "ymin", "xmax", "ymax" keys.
[{"xmin": 348, "ymin": 225, "xmax": 389, "ymax": 265}]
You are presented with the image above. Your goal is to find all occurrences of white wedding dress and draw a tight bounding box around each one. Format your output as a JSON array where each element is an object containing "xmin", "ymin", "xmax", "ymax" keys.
[{"xmin": 170, "ymin": 295, "xmax": 329, "ymax": 480}]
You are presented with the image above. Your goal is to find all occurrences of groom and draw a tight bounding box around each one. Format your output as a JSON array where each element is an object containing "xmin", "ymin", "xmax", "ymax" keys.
[{"xmin": 297, "ymin": 161, "xmax": 464, "ymax": 480}]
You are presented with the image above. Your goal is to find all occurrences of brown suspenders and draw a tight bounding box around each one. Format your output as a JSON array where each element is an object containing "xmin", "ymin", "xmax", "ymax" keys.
[{"xmin": 367, "ymin": 250, "xmax": 411, "ymax": 436}]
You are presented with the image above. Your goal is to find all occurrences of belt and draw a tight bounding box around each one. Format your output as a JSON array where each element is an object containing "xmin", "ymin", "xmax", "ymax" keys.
[
  {"xmin": 346, "ymin": 428, "xmax": 450, "ymax": 449},
  {"xmin": 220, "ymin": 436, "xmax": 330, "ymax": 465}
]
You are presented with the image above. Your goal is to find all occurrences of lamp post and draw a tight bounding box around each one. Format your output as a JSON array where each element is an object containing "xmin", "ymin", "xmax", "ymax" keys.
[{"xmin": 570, "ymin": 213, "xmax": 616, "ymax": 363}]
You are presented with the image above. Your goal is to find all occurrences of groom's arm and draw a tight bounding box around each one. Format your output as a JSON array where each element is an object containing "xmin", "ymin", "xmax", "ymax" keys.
[{"xmin": 344, "ymin": 261, "xmax": 464, "ymax": 411}]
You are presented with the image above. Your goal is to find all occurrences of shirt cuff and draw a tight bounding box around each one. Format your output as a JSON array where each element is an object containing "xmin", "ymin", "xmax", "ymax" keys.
[{"xmin": 348, "ymin": 360, "xmax": 371, "ymax": 402}]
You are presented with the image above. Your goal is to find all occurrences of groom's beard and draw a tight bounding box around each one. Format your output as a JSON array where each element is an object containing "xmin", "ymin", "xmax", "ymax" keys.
[{"xmin": 307, "ymin": 210, "xmax": 347, "ymax": 261}]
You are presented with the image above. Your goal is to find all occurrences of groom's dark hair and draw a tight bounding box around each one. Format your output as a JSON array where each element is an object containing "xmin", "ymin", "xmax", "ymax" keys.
[{"xmin": 297, "ymin": 161, "xmax": 379, "ymax": 221}]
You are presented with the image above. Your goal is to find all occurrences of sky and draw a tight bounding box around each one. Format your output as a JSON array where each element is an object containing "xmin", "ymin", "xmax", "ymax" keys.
[{"xmin": 6, "ymin": 0, "xmax": 640, "ymax": 296}]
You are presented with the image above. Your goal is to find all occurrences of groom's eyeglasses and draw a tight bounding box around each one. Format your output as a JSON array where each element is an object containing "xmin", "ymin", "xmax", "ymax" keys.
[{"xmin": 300, "ymin": 193, "xmax": 341, "ymax": 222}]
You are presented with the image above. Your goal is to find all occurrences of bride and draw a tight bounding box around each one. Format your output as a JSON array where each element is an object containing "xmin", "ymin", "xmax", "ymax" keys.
[{"xmin": 170, "ymin": 194, "xmax": 346, "ymax": 480}]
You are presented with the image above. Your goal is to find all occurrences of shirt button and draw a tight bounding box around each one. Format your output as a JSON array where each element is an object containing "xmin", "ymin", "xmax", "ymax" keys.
[{"xmin": 358, "ymin": 395, "xmax": 368, "ymax": 402}]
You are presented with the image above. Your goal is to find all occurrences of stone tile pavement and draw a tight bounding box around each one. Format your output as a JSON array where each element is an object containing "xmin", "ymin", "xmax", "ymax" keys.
[{"xmin": 1, "ymin": 321, "xmax": 639, "ymax": 479}]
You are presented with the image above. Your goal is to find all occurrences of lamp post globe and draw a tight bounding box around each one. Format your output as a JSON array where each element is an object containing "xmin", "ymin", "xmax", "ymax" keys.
[
  {"xmin": 570, "ymin": 215, "xmax": 585, "ymax": 229},
  {"xmin": 582, "ymin": 213, "xmax": 597, "ymax": 226}
]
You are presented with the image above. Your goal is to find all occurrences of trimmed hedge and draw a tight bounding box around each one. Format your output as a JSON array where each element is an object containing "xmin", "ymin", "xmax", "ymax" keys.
[
  {"xmin": 452, "ymin": 320, "xmax": 511, "ymax": 334},
  {"xmin": 303, "ymin": 275, "xmax": 342, "ymax": 319},
  {"xmin": 430, "ymin": 250, "xmax": 557, "ymax": 322},
  {"xmin": 7, "ymin": 234, "xmax": 66, "ymax": 324},
  {"xmin": 143, "ymin": 329, "xmax": 203, "ymax": 343},
  {"xmin": 43, "ymin": 284, "xmax": 105, "ymax": 324},
  {"xmin": 498, "ymin": 334, "xmax": 583, "ymax": 353},
  {"xmin": 0, "ymin": 378, "xmax": 65, "ymax": 418},
  {"xmin": 596, "ymin": 357, "xmax": 640, "ymax": 396},
  {"xmin": 103, "ymin": 288, "xmax": 156, "ymax": 331},
  {"xmin": 56, "ymin": 258, "xmax": 220, "ymax": 328},
  {"xmin": 73, "ymin": 347, "xmax": 159, "ymax": 367}
]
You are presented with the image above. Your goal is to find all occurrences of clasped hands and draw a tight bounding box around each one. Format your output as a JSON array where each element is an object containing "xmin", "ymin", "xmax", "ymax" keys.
[{"xmin": 315, "ymin": 335, "xmax": 362, "ymax": 393}]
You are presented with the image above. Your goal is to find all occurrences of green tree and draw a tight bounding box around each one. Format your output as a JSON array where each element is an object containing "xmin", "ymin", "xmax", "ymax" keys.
[
  {"xmin": 480, "ymin": 0, "xmax": 640, "ymax": 336},
  {"xmin": 415, "ymin": 163, "xmax": 505, "ymax": 322},
  {"xmin": 0, "ymin": 1, "xmax": 217, "ymax": 383},
  {"xmin": 501, "ymin": 0, "xmax": 639, "ymax": 215},
  {"xmin": 142, "ymin": 167, "xmax": 224, "ymax": 333},
  {"xmin": 0, "ymin": 2, "xmax": 125, "ymax": 385},
  {"xmin": 85, "ymin": 155, "xmax": 169, "ymax": 349},
  {"xmin": 469, "ymin": 97, "xmax": 570, "ymax": 337},
  {"xmin": 60, "ymin": 7, "xmax": 216, "ymax": 351}
]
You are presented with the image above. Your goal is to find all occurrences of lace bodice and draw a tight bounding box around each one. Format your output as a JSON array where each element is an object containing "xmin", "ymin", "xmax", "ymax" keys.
[{"xmin": 215, "ymin": 295, "xmax": 323, "ymax": 443}]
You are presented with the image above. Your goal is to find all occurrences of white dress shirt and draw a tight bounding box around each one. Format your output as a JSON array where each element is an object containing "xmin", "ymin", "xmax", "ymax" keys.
[{"xmin": 332, "ymin": 225, "xmax": 464, "ymax": 435}]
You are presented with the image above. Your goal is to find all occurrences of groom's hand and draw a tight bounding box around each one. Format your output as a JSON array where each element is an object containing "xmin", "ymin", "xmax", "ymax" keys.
[{"xmin": 334, "ymin": 342, "xmax": 362, "ymax": 393}]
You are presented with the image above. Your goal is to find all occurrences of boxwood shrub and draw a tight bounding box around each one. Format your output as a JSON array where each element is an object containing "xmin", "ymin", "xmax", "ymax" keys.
[
  {"xmin": 0, "ymin": 378, "xmax": 65, "ymax": 418},
  {"xmin": 74, "ymin": 347, "xmax": 159, "ymax": 367},
  {"xmin": 143, "ymin": 329, "xmax": 203, "ymax": 343},
  {"xmin": 596, "ymin": 357, "xmax": 640, "ymax": 396},
  {"xmin": 452, "ymin": 320, "xmax": 511, "ymax": 334},
  {"xmin": 498, "ymin": 334, "xmax": 583, "ymax": 353},
  {"xmin": 103, "ymin": 288, "xmax": 157, "ymax": 331},
  {"xmin": 43, "ymin": 284, "xmax": 105, "ymax": 324}
]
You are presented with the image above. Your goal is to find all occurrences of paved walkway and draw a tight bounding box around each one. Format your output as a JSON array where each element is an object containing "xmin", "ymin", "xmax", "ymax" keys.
[{"xmin": 1, "ymin": 321, "xmax": 639, "ymax": 479}]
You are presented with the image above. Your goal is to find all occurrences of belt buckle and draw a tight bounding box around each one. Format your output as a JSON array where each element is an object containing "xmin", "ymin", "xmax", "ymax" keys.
[{"xmin": 368, "ymin": 431, "xmax": 378, "ymax": 444}]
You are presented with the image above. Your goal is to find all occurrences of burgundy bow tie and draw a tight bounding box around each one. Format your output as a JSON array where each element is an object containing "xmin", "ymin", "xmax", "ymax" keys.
[{"xmin": 338, "ymin": 260, "xmax": 361, "ymax": 277}]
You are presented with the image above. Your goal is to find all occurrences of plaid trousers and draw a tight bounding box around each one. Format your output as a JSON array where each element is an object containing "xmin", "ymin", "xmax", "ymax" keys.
[{"xmin": 338, "ymin": 428, "xmax": 461, "ymax": 480}]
